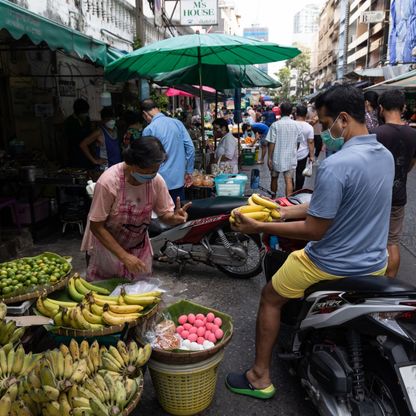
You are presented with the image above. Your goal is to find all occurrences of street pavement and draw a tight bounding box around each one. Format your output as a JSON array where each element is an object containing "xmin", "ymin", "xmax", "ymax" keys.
[{"xmin": 20, "ymin": 157, "xmax": 416, "ymax": 416}]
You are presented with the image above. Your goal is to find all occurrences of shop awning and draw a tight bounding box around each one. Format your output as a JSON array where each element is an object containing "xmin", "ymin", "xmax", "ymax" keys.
[
  {"xmin": 364, "ymin": 69, "xmax": 416, "ymax": 92},
  {"xmin": 0, "ymin": 0, "xmax": 124, "ymax": 66}
]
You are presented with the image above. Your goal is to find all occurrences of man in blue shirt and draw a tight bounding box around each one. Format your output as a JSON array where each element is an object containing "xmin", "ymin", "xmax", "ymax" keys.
[
  {"xmin": 262, "ymin": 106, "xmax": 276, "ymax": 127},
  {"xmin": 225, "ymin": 85, "xmax": 394, "ymax": 400},
  {"xmin": 251, "ymin": 123, "xmax": 269, "ymax": 163},
  {"xmin": 141, "ymin": 99, "xmax": 195, "ymax": 201}
]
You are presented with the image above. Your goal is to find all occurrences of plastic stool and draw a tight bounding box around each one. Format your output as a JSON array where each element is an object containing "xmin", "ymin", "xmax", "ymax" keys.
[
  {"xmin": 61, "ymin": 219, "xmax": 84, "ymax": 235},
  {"xmin": 0, "ymin": 197, "xmax": 21, "ymax": 233}
]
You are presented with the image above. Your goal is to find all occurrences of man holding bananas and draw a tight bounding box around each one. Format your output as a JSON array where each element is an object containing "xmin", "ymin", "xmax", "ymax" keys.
[{"xmin": 225, "ymin": 85, "xmax": 395, "ymax": 400}]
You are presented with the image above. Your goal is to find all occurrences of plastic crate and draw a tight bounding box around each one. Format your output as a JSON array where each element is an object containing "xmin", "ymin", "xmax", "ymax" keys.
[
  {"xmin": 214, "ymin": 174, "xmax": 248, "ymax": 197},
  {"xmin": 242, "ymin": 149, "xmax": 256, "ymax": 165}
]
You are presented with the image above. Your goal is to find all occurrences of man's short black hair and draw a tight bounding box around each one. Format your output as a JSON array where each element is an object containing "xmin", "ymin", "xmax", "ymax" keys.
[
  {"xmin": 213, "ymin": 118, "xmax": 229, "ymax": 130},
  {"xmin": 378, "ymin": 90, "xmax": 405, "ymax": 112},
  {"xmin": 241, "ymin": 123, "xmax": 251, "ymax": 133},
  {"xmin": 296, "ymin": 105, "xmax": 308, "ymax": 117},
  {"xmin": 140, "ymin": 99, "xmax": 158, "ymax": 112},
  {"xmin": 124, "ymin": 110, "xmax": 143, "ymax": 126},
  {"xmin": 364, "ymin": 91, "xmax": 379, "ymax": 108},
  {"xmin": 315, "ymin": 85, "xmax": 365, "ymax": 124},
  {"xmin": 73, "ymin": 98, "xmax": 89, "ymax": 115},
  {"xmin": 280, "ymin": 102, "xmax": 293, "ymax": 117},
  {"xmin": 100, "ymin": 107, "xmax": 114, "ymax": 120}
]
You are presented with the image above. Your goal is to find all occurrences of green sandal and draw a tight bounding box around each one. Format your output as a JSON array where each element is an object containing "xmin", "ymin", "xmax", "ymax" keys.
[{"xmin": 225, "ymin": 371, "xmax": 276, "ymax": 400}]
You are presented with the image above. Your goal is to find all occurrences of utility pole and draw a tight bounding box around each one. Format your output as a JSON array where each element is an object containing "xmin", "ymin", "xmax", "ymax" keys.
[
  {"xmin": 135, "ymin": 0, "xmax": 144, "ymax": 47},
  {"xmin": 135, "ymin": 0, "xmax": 145, "ymax": 100},
  {"xmin": 343, "ymin": 0, "xmax": 351, "ymax": 79},
  {"xmin": 365, "ymin": 2, "xmax": 371, "ymax": 68}
]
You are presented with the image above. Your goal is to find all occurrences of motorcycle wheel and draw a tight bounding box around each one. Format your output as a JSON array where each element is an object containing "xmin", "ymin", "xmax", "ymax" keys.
[
  {"xmin": 214, "ymin": 231, "xmax": 263, "ymax": 279},
  {"xmin": 365, "ymin": 355, "xmax": 410, "ymax": 416}
]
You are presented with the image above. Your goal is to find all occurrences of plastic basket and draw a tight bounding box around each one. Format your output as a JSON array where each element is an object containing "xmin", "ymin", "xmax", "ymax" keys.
[
  {"xmin": 242, "ymin": 150, "xmax": 256, "ymax": 166},
  {"xmin": 149, "ymin": 351, "xmax": 224, "ymax": 416},
  {"xmin": 214, "ymin": 174, "xmax": 248, "ymax": 197}
]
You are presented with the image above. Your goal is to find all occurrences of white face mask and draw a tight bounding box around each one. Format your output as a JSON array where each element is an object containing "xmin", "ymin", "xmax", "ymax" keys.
[{"xmin": 105, "ymin": 119, "xmax": 116, "ymax": 129}]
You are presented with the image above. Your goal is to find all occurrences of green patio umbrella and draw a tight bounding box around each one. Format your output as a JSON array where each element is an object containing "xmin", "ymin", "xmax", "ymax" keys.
[
  {"xmin": 105, "ymin": 33, "xmax": 300, "ymax": 81},
  {"xmin": 105, "ymin": 33, "xmax": 300, "ymax": 168},
  {"xmin": 152, "ymin": 63, "xmax": 282, "ymax": 89}
]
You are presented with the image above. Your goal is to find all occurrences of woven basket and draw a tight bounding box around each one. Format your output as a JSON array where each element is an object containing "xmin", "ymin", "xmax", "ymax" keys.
[
  {"xmin": 136, "ymin": 300, "xmax": 233, "ymax": 365},
  {"xmin": 149, "ymin": 351, "xmax": 224, "ymax": 415},
  {"xmin": 123, "ymin": 372, "xmax": 145, "ymax": 415},
  {"xmin": 0, "ymin": 252, "xmax": 72, "ymax": 305}
]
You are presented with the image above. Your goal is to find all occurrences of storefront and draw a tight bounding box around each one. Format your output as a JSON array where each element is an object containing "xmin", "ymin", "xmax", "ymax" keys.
[{"xmin": 0, "ymin": 1, "xmax": 128, "ymax": 245}]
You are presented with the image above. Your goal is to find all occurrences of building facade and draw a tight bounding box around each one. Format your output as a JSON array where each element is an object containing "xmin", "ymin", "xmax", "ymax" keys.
[
  {"xmin": 293, "ymin": 3, "xmax": 321, "ymax": 48},
  {"xmin": 10, "ymin": 0, "xmax": 137, "ymax": 51},
  {"xmin": 243, "ymin": 25, "xmax": 269, "ymax": 73},
  {"xmin": 210, "ymin": 0, "xmax": 240, "ymax": 36},
  {"xmin": 311, "ymin": 0, "xmax": 390, "ymax": 90}
]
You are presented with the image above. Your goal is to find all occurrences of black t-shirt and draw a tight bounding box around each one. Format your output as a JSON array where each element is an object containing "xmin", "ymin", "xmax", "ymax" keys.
[
  {"xmin": 373, "ymin": 123, "xmax": 416, "ymax": 206},
  {"xmin": 63, "ymin": 114, "xmax": 93, "ymax": 168}
]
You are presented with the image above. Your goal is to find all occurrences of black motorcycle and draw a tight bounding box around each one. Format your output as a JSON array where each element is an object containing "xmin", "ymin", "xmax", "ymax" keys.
[{"xmin": 263, "ymin": 191, "xmax": 416, "ymax": 416}]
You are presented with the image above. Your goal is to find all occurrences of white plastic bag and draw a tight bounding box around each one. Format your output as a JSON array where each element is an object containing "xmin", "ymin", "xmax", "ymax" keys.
[
  {"xmin": 110, "ymin": 279, "xmax": 165, "ymax": 296},
  {"xmin": 302, "ymin": 159, "xmax": 313, "ymax": 177}
]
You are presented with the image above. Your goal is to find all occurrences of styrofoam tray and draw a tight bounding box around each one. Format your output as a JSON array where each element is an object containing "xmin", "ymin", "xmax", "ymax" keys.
[{"xmin": 7, "ymin": 299, "xmax": 34, "ymax": 315}]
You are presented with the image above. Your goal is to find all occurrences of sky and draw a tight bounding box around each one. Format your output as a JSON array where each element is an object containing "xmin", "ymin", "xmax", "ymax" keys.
[{"xmin": 235, "ymin": 0, "xmax": 324, "ymax": 75}]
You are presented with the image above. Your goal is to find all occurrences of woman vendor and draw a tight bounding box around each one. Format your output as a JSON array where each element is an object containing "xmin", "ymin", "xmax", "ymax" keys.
[
  {"xmin": 213, "ymin": 117, "xmax": 239, "ymax": 174},
  {"xmin": 81, "ymin": 136, "xmax": 191, "ymax": 281}
]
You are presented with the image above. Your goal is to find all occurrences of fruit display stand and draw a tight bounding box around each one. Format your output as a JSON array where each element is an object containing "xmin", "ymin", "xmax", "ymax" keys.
[{"xmin": 0, "ymin": 252, "xmax": 72, "ymax": 305}]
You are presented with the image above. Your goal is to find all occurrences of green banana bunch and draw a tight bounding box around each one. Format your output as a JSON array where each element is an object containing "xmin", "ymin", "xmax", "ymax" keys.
[
  {"xmin": 99, "ymin": 341, "xmax": 151, "ymax": 377},
  {"xmin": 0, "ymin": 320, "xmax": 25, "ymax": 346},
  {"xmin": 0, "ymin": 303, "xmax": 7, "ymax": 321}
]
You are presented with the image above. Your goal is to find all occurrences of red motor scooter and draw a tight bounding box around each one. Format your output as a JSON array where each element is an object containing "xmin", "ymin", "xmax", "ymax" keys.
[{"xmin": 149, "ymin": 196, "xmax": 263, "ymax": 278}]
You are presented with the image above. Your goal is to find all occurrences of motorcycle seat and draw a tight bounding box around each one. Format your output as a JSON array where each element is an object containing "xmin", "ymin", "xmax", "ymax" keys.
[
  {"xmin": 187, "ymin": 196, "xmax": 248, "ymax": 220},
  {"xmin": 305, "ymin": 276, "xmax": 416, "ymax": 299},
  {"xmin": 148, "ymin": 219, "xmax": 174, "ymax": 238}
]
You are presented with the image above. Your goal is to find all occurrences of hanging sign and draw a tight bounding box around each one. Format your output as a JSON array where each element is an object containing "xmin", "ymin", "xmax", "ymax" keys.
[
  {"xmin": 360, "ymin": 10, "xmax": 385, "ymax": 24},
  {"xmin": 180, "ymin": 0, "xmax": 218, "ymax": 26}
]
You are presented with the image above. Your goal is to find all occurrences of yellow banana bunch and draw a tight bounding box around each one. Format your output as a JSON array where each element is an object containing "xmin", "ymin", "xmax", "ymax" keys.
[
  {"xmin": 251, "ymin": 193, "xmax": 279, "ymax": 209},
  {"xmin": 38, "ymin": 280, "xmax": 161, "ymax": 331},
  {"xmin": 230, "ymin": 193, "xmax": 281, "ymax": 225},
  {"xmin": 229, "ymin": 205, "xmax": 272, "ymax": 224}
]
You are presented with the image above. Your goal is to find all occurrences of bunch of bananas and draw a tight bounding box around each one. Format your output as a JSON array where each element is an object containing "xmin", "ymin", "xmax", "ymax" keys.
[
  {"xmin": 0, "ymin": 302, "xmax": 25, "ymax": 347},
  {"xmin": 229, "ymin": 193, "xmax": 281, "ymax": 224},
  {"xmin": 0, "ymin": 343, "xmax": 40, "ymax": 394},
  {"xmin": 36, "ymin": 275, "xmax": 162, "ymax": 330},
  {"xmin": 100, "ymin": 341, "xmax": 151, "ymax": 378},
  {"xmin": 0, "ymin": 339, "xmax": 149, "ymax": 416},
  {"xmin": 66, "ymin": 370, "xmax": 140, "ymax": 416}
]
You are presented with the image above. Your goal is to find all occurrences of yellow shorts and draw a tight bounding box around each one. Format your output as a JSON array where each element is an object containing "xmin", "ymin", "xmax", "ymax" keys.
[{"xmin": 272, "ymin": 249, "xmax": 387, "ymax": 299}]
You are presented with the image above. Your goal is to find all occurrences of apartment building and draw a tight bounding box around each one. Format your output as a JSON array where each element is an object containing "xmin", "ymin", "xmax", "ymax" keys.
[{"xmin": 311, "ymin": 0, "xmax": 390, "ymax": 90}]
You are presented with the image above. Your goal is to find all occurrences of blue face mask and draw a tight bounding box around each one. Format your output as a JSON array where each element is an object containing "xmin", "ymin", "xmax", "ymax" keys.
[
  {"xmin": 131, "ymin": 172, "xmax": 157, "ymax": 183},
  {"xmin": 321, "ymin": 115, "xmax": 345, "ymax": 152}
]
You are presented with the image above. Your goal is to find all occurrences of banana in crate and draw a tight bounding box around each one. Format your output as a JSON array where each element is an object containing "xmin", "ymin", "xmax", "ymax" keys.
[
  {"xmin": 229, "ymin": 193, "xmax": 281, "ymax": 225},
  {"xmin": 36, "ymin": 274, "xmax": 162, "ymax": 330}
]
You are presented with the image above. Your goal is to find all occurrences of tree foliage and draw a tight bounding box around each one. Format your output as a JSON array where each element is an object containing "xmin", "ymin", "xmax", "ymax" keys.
[
  {"xmin": 275, "ymin": 66, "xmax": 291, "ymax": 101},
  {"xmin": 275, "ymin": 45, "xmax": 312, "ymax": 100},
  {"xmin": 287, "ymin": 46, "xmax": 312, "ymax": 98}
]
